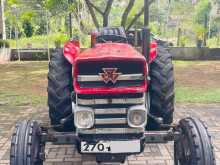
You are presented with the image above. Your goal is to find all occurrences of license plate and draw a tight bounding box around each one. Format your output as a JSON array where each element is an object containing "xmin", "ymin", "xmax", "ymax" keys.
[{"xmin": 81, "ymin": 140, "xmax": 140, "ymax": 153}]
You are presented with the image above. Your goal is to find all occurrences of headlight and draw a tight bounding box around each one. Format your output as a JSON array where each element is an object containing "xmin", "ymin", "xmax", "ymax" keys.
[
  {"xmin": 74, "ymin": 106, "xmax": 94, "ymax": 129},
  {"xmin": 128, "ymin": 105, "xmax": 147, "ymax": 128}
]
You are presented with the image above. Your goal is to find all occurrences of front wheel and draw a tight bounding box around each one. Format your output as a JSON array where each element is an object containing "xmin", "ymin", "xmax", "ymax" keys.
[
  {"xmin": 174, "ymin": 117, "xmax": 215, "ymax": 165},
  {"xmin": 10, "ymin": 120, "xmax": 44, "ymax": 165}
]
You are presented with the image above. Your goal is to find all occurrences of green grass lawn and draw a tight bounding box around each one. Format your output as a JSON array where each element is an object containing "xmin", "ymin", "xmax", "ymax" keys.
[
  {"xmin": 175, "ymin": 87, "xmax": 220, "ymax": 103},
  {"xmin": 0, "ymin": 61, "xmax": 48, "ymax": 110},
  {"xmin": 0, "ymin": 61, "xmax": 219, "ymax": 110},
  {"xmin": 174, "ymin": 61, "xmax": 220, "ymax": 103}
]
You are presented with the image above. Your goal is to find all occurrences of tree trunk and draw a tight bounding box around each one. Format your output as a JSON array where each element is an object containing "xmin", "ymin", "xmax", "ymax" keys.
[
  {"xmin": 86, "ymin": 0, "xmax": 154, "ymax": 30},
  {"xmin": 203, "ymin": 13, "xmax": 208, "ymax": 47},
  {"xmin": 103, "ymin": 0, "xmax": 114, "ymax": 27},
  {"xmin": 72, "ymin": 12, "xmax": 89, "ymax": 34},
  {"xmin": 121, "ymin": 0, "xmax": 135, "ymax": 27},
  {"xmin": 126, "ymin": 0, "xmax": 154, "ymax": 31},
  {"xmin": 0, "ymin": 0, "xmax": 6, "ymax": 40},
  {"xmin": 217, "ymin": 27, "xmax": 220, "ymax": 46},
  {"xmin": 176, "ymin": 27, "xmax": 181, "ymax": 46},
  {"xmin": 69, "ymin": 13, "xmax": 73, "ymax": 38},
  {"xmin": 126, "ymin": 7, "xmax": 144, "ymax": 31},
  {"xmin": 85, "ymin": 0, "xmax": 100, "ymax": 29}
]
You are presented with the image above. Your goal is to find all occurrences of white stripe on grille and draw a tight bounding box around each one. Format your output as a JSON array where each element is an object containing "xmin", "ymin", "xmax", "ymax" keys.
[
  {"xmin": 77, "ymin": 97, "xmax": 145, "ymax": 105},
  {"xmin": 95, "ymin": 108, "xmax": 126, "ymax": 114},
  {"xmin": 77, "ymin": 74, "xmax": 144, "ymax": 82},
  {"xmin": 95, "ymin": 118, "xmax": 127, "ymax": 125},
  {"xmin": 78, "ymin": 128, "xmax": 144, "ymax": 134}
]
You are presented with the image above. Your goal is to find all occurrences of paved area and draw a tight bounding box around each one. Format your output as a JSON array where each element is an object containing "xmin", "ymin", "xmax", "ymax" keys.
[{"xmin": 0, "ymin": 104, "xmax": 220, "ymax": 165}]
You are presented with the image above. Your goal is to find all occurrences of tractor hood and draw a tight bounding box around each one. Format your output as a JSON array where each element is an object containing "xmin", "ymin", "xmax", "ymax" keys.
[
  {"xmin": 73, "ymin": 43, "xmax": 148, "ymax": 95},
  {"xmin": 74, "ymin": 43, "xmax": 146, "ymax": 64}
]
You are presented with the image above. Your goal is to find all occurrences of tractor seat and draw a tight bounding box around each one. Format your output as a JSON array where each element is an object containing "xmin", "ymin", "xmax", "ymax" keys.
[{"xmin": 95, "ymin": 27, "xmax": 128, "ymax": 43}]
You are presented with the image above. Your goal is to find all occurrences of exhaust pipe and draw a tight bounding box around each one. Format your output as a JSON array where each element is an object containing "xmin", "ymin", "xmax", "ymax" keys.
[{"xmin": 142, "ymin": 0, "xmax": 150, "ymax": 66}]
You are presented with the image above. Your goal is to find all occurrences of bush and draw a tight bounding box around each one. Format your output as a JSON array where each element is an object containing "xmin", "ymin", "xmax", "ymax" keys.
[
  {"xmin": 179, "ymin": 36, "xmax": 188, "ymax": 47},
  {"xmin": 207, "ymin": 37, "xmax": 220, "ymax": 48},
  {"xmin": 35, "ymin": 20, "xmax": 47, "ymax": 35},
  {"xmin": 0, "ymin": 40, "xmax": 10, "ymax": 48},
  {"xmin": 23, "ymin": 20, "xmax": 34, "ymax": 38}
]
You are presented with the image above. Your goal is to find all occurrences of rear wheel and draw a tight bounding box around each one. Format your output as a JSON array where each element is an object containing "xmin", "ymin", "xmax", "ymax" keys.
[
  {"xmin": 147, "ymin": 46, "xmax": 174, "ymax": 130},
  {"xmin": 174, "ymin": 117, "xmax": 215, "ymax": 165},
  {"xmin": 47, "ymin": 49, "xmax": 74, "ymax": 131},
  {"xmin": 10, "ymin": 120, "xmax": 44, "ymax": 165}
]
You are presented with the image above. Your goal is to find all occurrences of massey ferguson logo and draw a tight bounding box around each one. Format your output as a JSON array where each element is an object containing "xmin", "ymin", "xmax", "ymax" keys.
[{"xmin": 99, "ymin": 68, "xmax": 121, "ymax": 84}]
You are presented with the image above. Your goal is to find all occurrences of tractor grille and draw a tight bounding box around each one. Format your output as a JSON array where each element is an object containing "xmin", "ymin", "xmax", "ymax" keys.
[
  {"xmin": 77, "ymin": 93, "xmax": 145, "ymax": 137},
  {"xmin": 77, "ymin": 61, "xmax": 145, "ymax": 88}
]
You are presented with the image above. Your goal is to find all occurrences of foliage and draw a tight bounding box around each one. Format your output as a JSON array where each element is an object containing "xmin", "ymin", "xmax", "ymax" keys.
[
  {"xmin": 35, "ymin": 20, "xmax": 47, "ymax": 35},
  {"xmin": 0, "ymin": 40, "xmax": 10, "ymax": 48},
  {"xmin": 193, "ymin": 0, "xmax": 211, "ymax": 44},
  {"xmin": 3, "ymin": 0, "xmax": 220, "ymax": 48},
  {"xmin": 54, "ymin": 33, "xmax": 68, "ymax": 48},
  {"xmin": 207, "ymin": 37, "xmax": 220, "ymax": 48},
  {"xmin": 22, "ymin": 20, "xmax": 34, "ymax": 37},
  {"xmin": 44, "ymin": 0, "xmax": 68, "ymax": 15},
  {"xmin": 193, "ymin": 24, "xmax": 207, "ymax": 40},
  {"xmin": 7, "ymin": 0, "xmax": 19, "ymax": 6},
  {"xmin": 194, "ymin": 0, "xmax": 211, "ymax": 24},
  {"xmin": 149, "ymin": 22, "xmax": 161, "ymax": 35},
  {"xmin": 179, "ymin": 36, "xmax": 188, "ymax": 47},
  {"xmin": 8, "ymin": 33, "xmax": 66, "ymax": 48}
]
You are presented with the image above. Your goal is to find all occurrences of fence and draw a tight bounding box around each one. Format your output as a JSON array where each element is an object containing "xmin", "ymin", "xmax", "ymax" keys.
[
  {"xmin": 10, "ymin": 48, "xmax": 51, "ymax": 61},
  {"xmin": 170, "ymin": 47, "xmax": 220, "ymax": 60}
]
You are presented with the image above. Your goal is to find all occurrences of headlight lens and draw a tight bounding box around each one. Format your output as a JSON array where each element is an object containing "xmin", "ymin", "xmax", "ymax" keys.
[
  {"xmin": 128, "ymin": 106, "xmax": 147, "ymax": 128},
  {"xmin": 74, "ymin": 108, "xmax": 94, "ymax": 129}
]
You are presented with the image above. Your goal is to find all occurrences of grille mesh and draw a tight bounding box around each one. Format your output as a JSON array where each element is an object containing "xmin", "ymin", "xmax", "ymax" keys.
[
  {"xmin": 77, "ymin": 61, "xmax": 145, "ymax": 88},
  {"xmin": 77, "ymin": 93, "xmax": 144, "ymax": 131}
]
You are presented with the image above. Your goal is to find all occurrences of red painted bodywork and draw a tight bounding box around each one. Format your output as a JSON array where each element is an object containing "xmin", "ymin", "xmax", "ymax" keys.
[
  {"xmin": 63, "ymin": 41, "xmax": 158, "ymax": 95},
  {"xmin": 149, "ymin": 41, "xmax": 157, "ymax": 63},
  {"xmin": 63, "ymin": 40, "xmax": 80, "ymax": 64}
]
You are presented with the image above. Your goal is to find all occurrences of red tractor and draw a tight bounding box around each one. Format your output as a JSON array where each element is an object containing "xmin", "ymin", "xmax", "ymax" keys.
[{"xmin": 10, "ymin": 1, "xmax": 215, "ymax": 165}]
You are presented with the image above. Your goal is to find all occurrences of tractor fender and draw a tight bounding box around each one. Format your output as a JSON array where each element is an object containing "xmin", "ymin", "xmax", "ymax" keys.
[
  {"xmin": 63, "ymin": 40, "xmax": 80, "ymax": 65},
  {"xmin": 149, "ymin": 41, "xmax": 157, "ymax": 63}
]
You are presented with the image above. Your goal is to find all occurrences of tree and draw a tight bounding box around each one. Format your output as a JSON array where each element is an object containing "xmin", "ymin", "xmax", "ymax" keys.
[
  {"xmin": 21, "ymin": 11, "xmax": 34, "ymax": 37},
  {"xmin": 85, "ymin": 0, "xmax": 154, "ymax": 31},
  {"xmin": 209, "ymin": 0, "xmax": 220, "ymax": 46},
  {"xmin": 85, "ymin": 0, "xmax": 114, "ymax": 28},
  {"xmin": 121, "ymin": 0, "xmax": 135, "ymax": 27},
  {"xmin": 194, "ymin": 0, "xmax": 211, "ymax": 46},
  {"xmin": 22, "ymin": 19, "xmax": 34, "ymax": 37}
]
